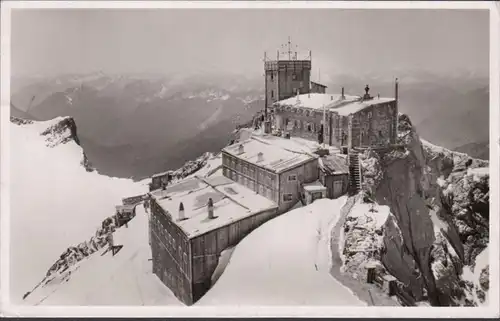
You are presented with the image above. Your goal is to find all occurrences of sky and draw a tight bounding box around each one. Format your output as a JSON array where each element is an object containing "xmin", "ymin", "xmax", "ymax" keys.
[{"xmin": 11, "ymin": 8, "xmax": 489, "ymax": 78}]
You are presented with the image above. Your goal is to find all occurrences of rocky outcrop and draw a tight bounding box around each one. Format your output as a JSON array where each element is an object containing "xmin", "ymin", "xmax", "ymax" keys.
[
  {"xmin": 11, "ymin": 116, "xmax": 95, "ymax": 172},
  {"xmin": 23, "ymin": 206, "xmax": 136, "ymax": 300},
  {"xmin": 40, "ymin": 117, "xmax": 81, "ymax": 147},
  {"xmin": 11, "ymin": 116, "xmax": 34, "ymax": 125},
  {"xmin": 341, "ymin": 113, "xmax": 489, "ymax": 306}
]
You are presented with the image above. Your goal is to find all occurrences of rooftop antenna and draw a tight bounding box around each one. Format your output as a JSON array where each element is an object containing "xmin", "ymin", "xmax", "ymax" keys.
[
  {"xmin": 287, "ymin": 36, "xmax": 292, "ymax": 60},
  {"xmin": 279, "ymin": 36, "xmax": 298, "ymax": 60}
]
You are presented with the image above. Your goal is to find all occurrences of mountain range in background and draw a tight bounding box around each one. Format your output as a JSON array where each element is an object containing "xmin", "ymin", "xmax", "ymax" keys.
[{"xmin": 10, "ymin": 68, "xmax": 489, "ymax": 180}]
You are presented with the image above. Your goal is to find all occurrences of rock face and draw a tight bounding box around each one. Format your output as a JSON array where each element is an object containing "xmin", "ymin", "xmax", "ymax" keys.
[
  {"xmin": 341, "ymin": 113, "xmax": 489, "ymax": 306},
  {"xmin": 11, "ymin": 116, "xmax": 95, "ymax": 172}
]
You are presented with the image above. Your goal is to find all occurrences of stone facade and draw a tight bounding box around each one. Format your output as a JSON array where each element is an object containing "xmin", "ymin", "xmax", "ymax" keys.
[
  {"xmin": 348, "ymin": 101, "xmax": 398, "ymax": 149},
  {"xmin": 265, "ymin": 60, "xmax": 312, "ymax": 110},
  {"xmin": 271, "ymin": 99, "xmax": 398, "ymax": 150}
]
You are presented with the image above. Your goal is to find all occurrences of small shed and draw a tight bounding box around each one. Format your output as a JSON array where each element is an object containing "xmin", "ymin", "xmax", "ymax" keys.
[
  {"xmin": 318, "ymin": 155, "xmax": 349, "ymax": 199},
  {"xmin": 303, "ymin": 181, "xmax": 327, "ymax": 204},
  {"xmin": 150, "ymin": 170, "xmax": 173, "ymax": 191}
]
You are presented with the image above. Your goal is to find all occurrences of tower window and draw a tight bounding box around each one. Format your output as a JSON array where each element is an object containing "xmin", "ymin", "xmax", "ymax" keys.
[
  {"xmin": 270, "ymin": 73, "xmax": 274, "ymax": 81},
  {"xmin": 292, "ymin": 73, "xmax": 297, "ymax": 80},
  {"xmin": 271, "ymin": 90, "xmax": 274, "ymax": 98}
]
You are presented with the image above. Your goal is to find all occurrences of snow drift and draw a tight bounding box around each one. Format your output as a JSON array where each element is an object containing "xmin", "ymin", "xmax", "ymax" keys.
[{"xmin": 197, "ymin": 197, "xmax": 365, "ymax": 306}]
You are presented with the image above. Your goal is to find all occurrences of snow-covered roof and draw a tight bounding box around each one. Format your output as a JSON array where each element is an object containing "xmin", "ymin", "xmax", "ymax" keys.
[
  {"xmin": 222, "ymin": 136, "xmax": 317, "ymax": 174},
  {"xmin": 319, "ymin": 154, "xmax": 349, "ymax": 175},
  {"xmin": 274, "ymin": 93, "xmax": 395, "ymax": 116},
  {"xmin": 116, "ymin": 204, "xmax": 136, "ymax": 212},
  {"xmin": 150, "ymin": 176, "xmax": 278, "ymax": 239},
  {"xmin": 303, "ymin": 180, "xmax": 326, "ymax": 192},
  {"xmin": 151, "ymin": 170, "xmax": 172, "ymax": 179}
]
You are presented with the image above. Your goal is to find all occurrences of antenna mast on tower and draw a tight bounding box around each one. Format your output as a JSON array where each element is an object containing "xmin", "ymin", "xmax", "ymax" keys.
[{"xmin": 279, "ymin": 36, "xmax": 298, "ymax": 60}]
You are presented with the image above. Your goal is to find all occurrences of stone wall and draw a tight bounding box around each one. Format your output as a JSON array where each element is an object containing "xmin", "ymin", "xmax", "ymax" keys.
[{"xmin": 350, "ymin": 101, "xmax": 397, "ymax": 148}]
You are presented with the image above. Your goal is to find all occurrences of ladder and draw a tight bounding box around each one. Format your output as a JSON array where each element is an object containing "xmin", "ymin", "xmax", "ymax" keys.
[{"xmin": 348, "ymin": 151, "xmax": 362, "ymax": 194}]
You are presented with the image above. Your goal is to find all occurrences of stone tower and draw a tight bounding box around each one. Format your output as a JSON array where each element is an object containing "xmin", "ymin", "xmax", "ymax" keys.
[{"xmin": 264, "ymin": 39, "xmax": 312, "ymax": 118}]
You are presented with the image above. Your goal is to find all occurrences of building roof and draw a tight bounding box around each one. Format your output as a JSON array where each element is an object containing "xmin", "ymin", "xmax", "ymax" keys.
[
  {"xmin": 151, "ymin": 170, "xmax": 172, "ymax": 179},
  {"xmin": 150, "ymin": 176, "xmax": 278, "ymax": 239},
  {"xmin": 311, "ymin": 81, "xmax": 327, "ymax": 88},
  {"xmin": 116, "ymin": 204, "xmax": 137, "ymax": 212},
  {"xmin": 222, "ymin": 136, "xmax": 318, "ymax": 174},
  {"xmin": 274, "ymin": 93, "xmax": 395, "ymax": 116},
  {"xmin": 303, "ymin": 180, "xmax": 327, "ymax": 193},
  {"xmin": 319, "ymin": 154, "xmax": 349, "ymax": 175}
]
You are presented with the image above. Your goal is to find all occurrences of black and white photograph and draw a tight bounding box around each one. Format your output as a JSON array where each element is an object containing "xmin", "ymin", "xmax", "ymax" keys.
[{"xmin": 1, "ymin": 1, "xmax": 498, "ymax": 317}]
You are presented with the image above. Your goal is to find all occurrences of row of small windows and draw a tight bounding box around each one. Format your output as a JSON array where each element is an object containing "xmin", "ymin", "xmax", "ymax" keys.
[
  {"xmin": 223, "ymin": 156, "xmax": 276, "ymax": 187},
  {"xmin": 269, "ymin": 71, "xmax": 305, "ymax": 82},
  {"xmin": 151, "ymin": 215, "xmax": 188, "ymax": 269},
  {"xmin": 284, "ymin": 118, "xmax": 322, "ymax": 134}
]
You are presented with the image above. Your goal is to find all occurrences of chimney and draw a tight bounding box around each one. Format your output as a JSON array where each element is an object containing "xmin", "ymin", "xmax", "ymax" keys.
[
  {"xmin": 341, "ymin": 87, "xmax": 345, "ymax": 99},
  {"xmin": 207, "ymin": 198, "xmax": 214, "ymax": 219},
  {"xmin": 178, "ymin": 202, "xmax": 185, "ymax": 221},
  {"xmin": 378, "ymin": 93, "xmax": 380, "ymax": 99},
  {"xmin": 238, "ymin": 144, "xmax": 244, "ymax": 154},
  {"xmin": 257, "ymin": 152, "xmax": 264, "ymax": 162},
  {"xmin": 331, "ymin": 95, "xmax": 333, "ymax": 101}
]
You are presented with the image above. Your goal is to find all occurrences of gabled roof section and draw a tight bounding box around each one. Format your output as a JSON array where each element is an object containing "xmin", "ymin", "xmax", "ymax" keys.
[{"xmin": 222, "ymin": 136, "xmax": 318, "ymax": 174}]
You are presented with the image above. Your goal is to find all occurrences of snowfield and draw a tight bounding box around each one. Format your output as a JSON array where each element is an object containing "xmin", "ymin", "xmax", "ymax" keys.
[
  {"xmin": 11, "ymin": 117, "xmax": 365, "ymax": 307},
  {"xmin": 10, "ymin": 118, "xmax": 146, "ymax": 304},
  {"xmin": 23, "ymin": 207, "xmax": 181, "ymax": 306},
  {"xmin": 197, "ymin": 197, "xmax": 365, "ymax": 306}
]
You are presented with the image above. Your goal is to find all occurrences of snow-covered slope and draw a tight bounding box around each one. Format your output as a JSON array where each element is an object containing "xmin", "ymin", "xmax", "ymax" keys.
[
  {"xmin": 23, "ymin": 207, "xmax": 181, "ymax": 306},
  {"xmin": 10, "ymin": 117, "xmax": 148, "ymax": 304},
  {"xmin": 197, "ymin": 197, "xmax": 365, "ymax": 306}
]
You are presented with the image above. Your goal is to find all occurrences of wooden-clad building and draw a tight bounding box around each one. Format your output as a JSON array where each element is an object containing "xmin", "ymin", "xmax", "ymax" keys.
[
  {"xmin": 318, "ymin": 154, "xmax": 349, "ymax": 199},
  {"xmin": 221, "ymin": 136, "xmax": 319, "ymax": 213},
  {"xmin": 149, "ymin": 176, "xmax": 278, "ymax": 305}
]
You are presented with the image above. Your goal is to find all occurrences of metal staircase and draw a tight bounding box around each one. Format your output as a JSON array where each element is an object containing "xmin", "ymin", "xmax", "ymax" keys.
[{"xmin": 348, "ymin": 150, "xmax": 362, "ymax": 194}]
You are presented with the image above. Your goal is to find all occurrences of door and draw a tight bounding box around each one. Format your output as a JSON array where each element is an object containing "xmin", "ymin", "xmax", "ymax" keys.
[{"xmin": 333, "ymin": 180, "xmax": 343, "ymax": 198}]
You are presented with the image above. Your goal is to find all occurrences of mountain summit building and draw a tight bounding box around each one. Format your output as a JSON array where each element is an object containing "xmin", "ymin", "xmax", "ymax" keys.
[{"xmin": 148, "ymin": 40, "xmax": 399, "ymax": 305}]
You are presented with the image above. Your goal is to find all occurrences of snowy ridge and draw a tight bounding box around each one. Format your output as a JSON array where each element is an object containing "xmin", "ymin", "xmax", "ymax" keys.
[{"xmin": 10, "ymin": 118, "xmax": 145, "ymax": 303}]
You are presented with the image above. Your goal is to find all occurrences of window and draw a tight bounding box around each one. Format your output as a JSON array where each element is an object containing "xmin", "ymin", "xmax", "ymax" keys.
[
  {"xmin": 172, "ymin": 237, "xmax": 176, "ymax": 248},
  {"xmin": 223, "ymin": 167, "xmax": 228, "ymax": 177},
  {"xmin": 288, "ymin": 174, "xmax": 298, "ymax": 182},
  {"xmin": 367, "ymin": 111, "xmax": 372, "ymax": 119},
  {"xmin": 183, "ymin": 253, "xmax": 188, "ymax": 265},
  {"xmin": 292, "ymin": 73, "xmax": 297, "ymax": 80},
  {"xmin": 307, "ymin": 123, "xmax": 312, "ymax": 132},
  {"xmin": 270, "ymin": 73, "xmax": 274, "ymax": 81},
  {"xmin": 283, "ymin": 193, "xmax": 293, "ymax": 202},
  {"xmin": 178, "ymin": 245, "xmax": 182, "ymax": 256},
  {"xmin": 271, "ymin": 90, "xmax": 274, "ymax": 98}
]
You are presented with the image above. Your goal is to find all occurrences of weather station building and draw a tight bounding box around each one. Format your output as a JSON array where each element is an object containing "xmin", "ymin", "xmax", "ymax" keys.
[
  {"xmin": 148, "ymin": 39, "xmax": 401, "ymax": 305},
  {"xmin": 262, "ymin": 39, "xmax": 399, "ymax": 153}
]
